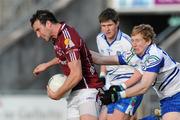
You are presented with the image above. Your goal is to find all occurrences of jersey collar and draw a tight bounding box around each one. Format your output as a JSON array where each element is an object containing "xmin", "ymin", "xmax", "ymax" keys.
[{"xmin": 103, "ymin": 29, "xmax": 122, "ymax": 47}]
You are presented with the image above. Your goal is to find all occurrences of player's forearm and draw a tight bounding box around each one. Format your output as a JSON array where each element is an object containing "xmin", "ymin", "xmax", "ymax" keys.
[
  {"xmin": 33, "ymin": 58, "xmax": 59, "ymax": 75},
  {"xmin": 51, "ymin": 68, "xmax": 82, "ymax": 100},
  {"xmin": 90, "ymin": 50, "xmax": 103, "ymax": 64},
  {"xmin": 66, "ymin": 71, "xmax": 82, "ymax": 89},
  {"xmin": 121, "ymin": 72, "xmax": 157, "ymax": 98},
  {"xmin": 100, "ymin": 65, "xmax": 107, "ymax": 75},
  {"xmin": 124, "ymin": 69, "xmax": 142, "ymax": 88},
  {"xmin": 90, "ymin": 50, "xmax": 119, "ymax": 65},
  {"xmin": 123, "ymin": 81, "xmax": 149, "ymax": 98},
  {"xmin": 46, "ymin": 57, "xmax": 60, "ymax": 67},
  {"xmin": 54, "ymin": 60, "xmax": 82, "ymax": 100},
  {"xmin": 100, "ymin": 65, "xmax": 106, "ymax": 73}
]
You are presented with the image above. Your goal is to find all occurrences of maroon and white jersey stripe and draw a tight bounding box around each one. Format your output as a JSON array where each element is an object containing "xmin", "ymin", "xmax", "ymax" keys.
[{"xmin": 53, "ymin": 22, "xmax": 103, "ymax": 90}]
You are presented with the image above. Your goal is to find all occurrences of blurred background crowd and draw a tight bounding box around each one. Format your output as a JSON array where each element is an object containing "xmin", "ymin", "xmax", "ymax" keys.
[{"xmin": 0, "ymin": 0, "xmax": 179, "ymax": 120}]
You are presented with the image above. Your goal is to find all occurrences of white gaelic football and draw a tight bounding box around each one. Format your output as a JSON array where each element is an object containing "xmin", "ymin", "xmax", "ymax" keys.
[{"xmin": 48, "ymin": 74, "xmax": 71, "ymax": 98}]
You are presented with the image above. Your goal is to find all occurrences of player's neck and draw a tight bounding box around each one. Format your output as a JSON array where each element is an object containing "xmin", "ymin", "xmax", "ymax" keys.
[
  {"xmin": 106, "ymin": 32, "xmax": 117, "ymax": 44},
  {"xmin": 107, "ymin": 38, "xmax": 114, "ymax": 44},
  {"xmin": 52, "ymin": 23, "xmax": 61, "ymax": 39}
]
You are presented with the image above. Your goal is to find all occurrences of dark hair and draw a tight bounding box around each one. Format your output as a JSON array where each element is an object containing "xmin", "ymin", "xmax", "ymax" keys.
[
  {"xmin": 30, "ymin": 10, "xmax": 59, "ymax": 27},
  {"xmin": 98, "ymin": 8, "xmax": 119, "ymax": 24}
]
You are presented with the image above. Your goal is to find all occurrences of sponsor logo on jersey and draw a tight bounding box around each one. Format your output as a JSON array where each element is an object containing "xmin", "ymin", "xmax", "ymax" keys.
[
  {"xmin": 60, "ymin": 60, "xmax": 67, "ymax": 65},
  {"xmin": 145, "ymin": 55, "xmax": 160, "ymax": 69},
  {"xmin": 64, "ymin": 38, "xmax": 75, "ymax": 48},
  {"xmin": 122, "ymin": 49, "xmax": 136, "ymax": 64},
  {"xmin": 54, "ymin": 45, "xmax": 63, "ymax": 56}
]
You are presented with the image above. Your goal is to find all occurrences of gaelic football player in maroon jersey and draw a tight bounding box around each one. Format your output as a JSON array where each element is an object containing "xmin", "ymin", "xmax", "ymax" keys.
[{"xmin": 30, "ymin": 10, "xmax": 103, "ymax": 120}]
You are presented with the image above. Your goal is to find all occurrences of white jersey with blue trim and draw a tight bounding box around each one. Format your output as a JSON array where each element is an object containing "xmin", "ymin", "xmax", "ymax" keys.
[
  {"xmin": 118, "ymin": 44, "xmax": 180, "ymax": 99},
  {"xmin": 97, "ymin": 30, "xmax": 135, "ymax": 89},
  {"xmin": 140, "ymin": 44, "xmax": 180, "ymax": 99}
]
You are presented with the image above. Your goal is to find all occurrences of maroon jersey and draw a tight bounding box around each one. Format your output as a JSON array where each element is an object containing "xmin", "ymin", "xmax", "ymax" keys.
[{"xmin": 53, "ymin": 22, "xmax": 103, "ymax": 90}]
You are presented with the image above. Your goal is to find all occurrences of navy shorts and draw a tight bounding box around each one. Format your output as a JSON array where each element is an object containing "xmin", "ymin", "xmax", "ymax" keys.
[
  {"xmin": 160, "ymin": 92, "xmax": 180, "ymax": 116},
  {"xmin": 107, "ymin": 95, "xmax": 143, "ymax": 115}
]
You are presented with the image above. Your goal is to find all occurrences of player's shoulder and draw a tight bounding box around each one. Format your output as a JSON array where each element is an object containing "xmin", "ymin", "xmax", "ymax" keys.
[
  {"xmin": 60, "ymin": 22, "xmax": 70, "ymax": 30},
  {"xmin": 144, "ymin": 44, "xmax": 163, "ymax": 65},
  {"xmin": 97, "ymin": 32, "xmax": 105, "ymax": 38},
  {"xmin": 117, "ymin": 31, "xmax": 132, "ymax": 46},
  {"xmin": 116, "ymin": 31, "xmax": 132, "ymax": 48},
  {"xmin": 120, "ymin": 32, "xmax": 131, "ymax": 41},
  {"xmin": 61, "ymin": 22, "xmax": 78, "ymax": 36},
  {"xmin": 96, "ymin": 32, "xmax": 106, "ymax": 42},
  {"xmin": 148, "ymin": 44, "xmax": 163, "ymax": 56}
]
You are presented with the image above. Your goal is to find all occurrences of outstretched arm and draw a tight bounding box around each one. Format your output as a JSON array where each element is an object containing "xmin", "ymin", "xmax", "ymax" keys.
[
  {"xmin": 33, "ymin": 57, "xmax": 60, "ymax": 76},
  {"xmin": 90, "ymin": 50, "xmax": 119, "ymax": 65}
]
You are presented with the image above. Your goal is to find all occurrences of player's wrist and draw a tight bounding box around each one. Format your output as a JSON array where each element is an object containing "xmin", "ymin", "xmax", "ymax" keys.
[
  {"xmin": 120, "ymin": 83, "xmax": 127, "ymax": 89},
  {"xmin": 99, "ymin": 72, "xmax": 106, "ymax": 77},
  {"xmin": 99, "ymin": 72, "xmax": 106, "ymax": 85},
  {"xmin": 119, "ymin": 91, "xmax": 126, "ymax": 98},
  {"xmin": 45, "ymin": 62, "xmax": 52, "ymax": 68}
]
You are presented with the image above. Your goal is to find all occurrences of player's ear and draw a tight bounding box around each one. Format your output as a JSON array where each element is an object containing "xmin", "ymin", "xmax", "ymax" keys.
[
  {"xmin": 46, "ymin": 20, "xmax": 52, "ymax": 28},
  {"xmin": 147, "ymin": 38, "xmax": 152, "ymax": 45},
  {"xmin": 116, "ymin": 21, "xmax": 119, "ymax": 28}
]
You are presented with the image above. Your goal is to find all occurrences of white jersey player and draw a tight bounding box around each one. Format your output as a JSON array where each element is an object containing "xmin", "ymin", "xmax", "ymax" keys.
[
  {"xmin": 97, "ymin": 30, "xmax": 135, "ymax": 89},
  {"xmin": 138, "ymin": 44, "xmax": 179, "ymax": 100},
  {"xmin": 91, "ymin": 24, "xmax": 180, "ymax": 120},
  {"xmin": 117, "ymin": 43, "xmax": 180, "ymax": 120},
  {"xmin": 117, "ymin": 42, "xmax": 180, "ymax": 98},
  {"xmin": 96, "ymin": 8, "xmax": 143, "ymax": 120}
]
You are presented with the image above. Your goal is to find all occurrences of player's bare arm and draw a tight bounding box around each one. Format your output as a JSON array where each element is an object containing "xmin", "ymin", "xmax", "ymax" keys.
[
  {"xmin": 47, "ymin": 59, "xmax": 82, "ymax": 100},
  {"xmin": 100, "ymin": 65, "xmax": 107, "ymax": 75},
  {"xmin": 91, "ymin": 50, "xmax": 143, "ymax": 89},
  {"xmin": 33, "ymin": 57, "xmax": 60, "ymax": 76},
  {"xmin": 123, "ymin": 69, "xmax": 142, "ymax": 88},
  {"xmin": 90, "ymin": 50, "xmax": 119, "ymax": 65},
  {"xmin": 125, "ymin": 72, "xmax": 157, "ymax": 97}
]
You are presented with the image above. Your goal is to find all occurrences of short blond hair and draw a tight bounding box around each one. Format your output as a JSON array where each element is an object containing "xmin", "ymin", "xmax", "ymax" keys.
[{"xmin": 131, "ymin": 24, "xmax": 156, "ymax": 43}]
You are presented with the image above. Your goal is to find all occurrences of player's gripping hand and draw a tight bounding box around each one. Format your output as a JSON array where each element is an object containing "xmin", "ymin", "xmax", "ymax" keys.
[
  {"xmin": 99, "ymin": 72, "xmax": 106, "ymax": 85},
  {"xmin": 109, "ymin": 84, "xmax": 126, "ymax": 92},
  {"xmin": 99, "ymin": 76, "xmax": 106, "ymax": 85},
  {"xmin": 100, "ymin": 90, "xmax": 119, "ymax": 105},
  {"xmin": 99, "ymin": 83, "xmax": 127, "ymax": 105},
  {"xmin": 33, "ymin": 63, "xmax": 49, "ymax": 76},
  {"xmin": 100, "ymin": 83, "xmax": 127, "ymax": 105}
]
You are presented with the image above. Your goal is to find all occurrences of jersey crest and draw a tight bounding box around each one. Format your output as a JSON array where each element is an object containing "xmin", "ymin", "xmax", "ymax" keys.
[
  {"xmin": 145, "ymin": 55, "xmax": 161, "ymax": 69},
  {"xmin": 64, "ymin": 38, "xmax": 75, "ymax": 48},
  {"xmin": 122, "ymin": 48, "xmax": 136, "ymax": 64}
]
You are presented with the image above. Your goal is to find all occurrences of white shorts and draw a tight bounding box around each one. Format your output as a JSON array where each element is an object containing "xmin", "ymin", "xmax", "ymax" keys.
[{"xmin": 66, "ymin": 88, "xmax": 100, "ymax": 120}]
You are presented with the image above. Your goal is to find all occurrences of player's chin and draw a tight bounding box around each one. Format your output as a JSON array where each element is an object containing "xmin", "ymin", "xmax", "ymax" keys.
[
  {"xmin": 42, "ymin": 37, "xmax": 50, "ymax": 42},
  {"xmin": 106, "ymin": 34, "xmax": 113, "ymax": 40},
  {"xmin": 45, "ymin": 38, "xmax": 50, "ymax": 42},
  {"xmin": 133, "ymin": 49, "xmax": 139, "ymax": 55}
]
